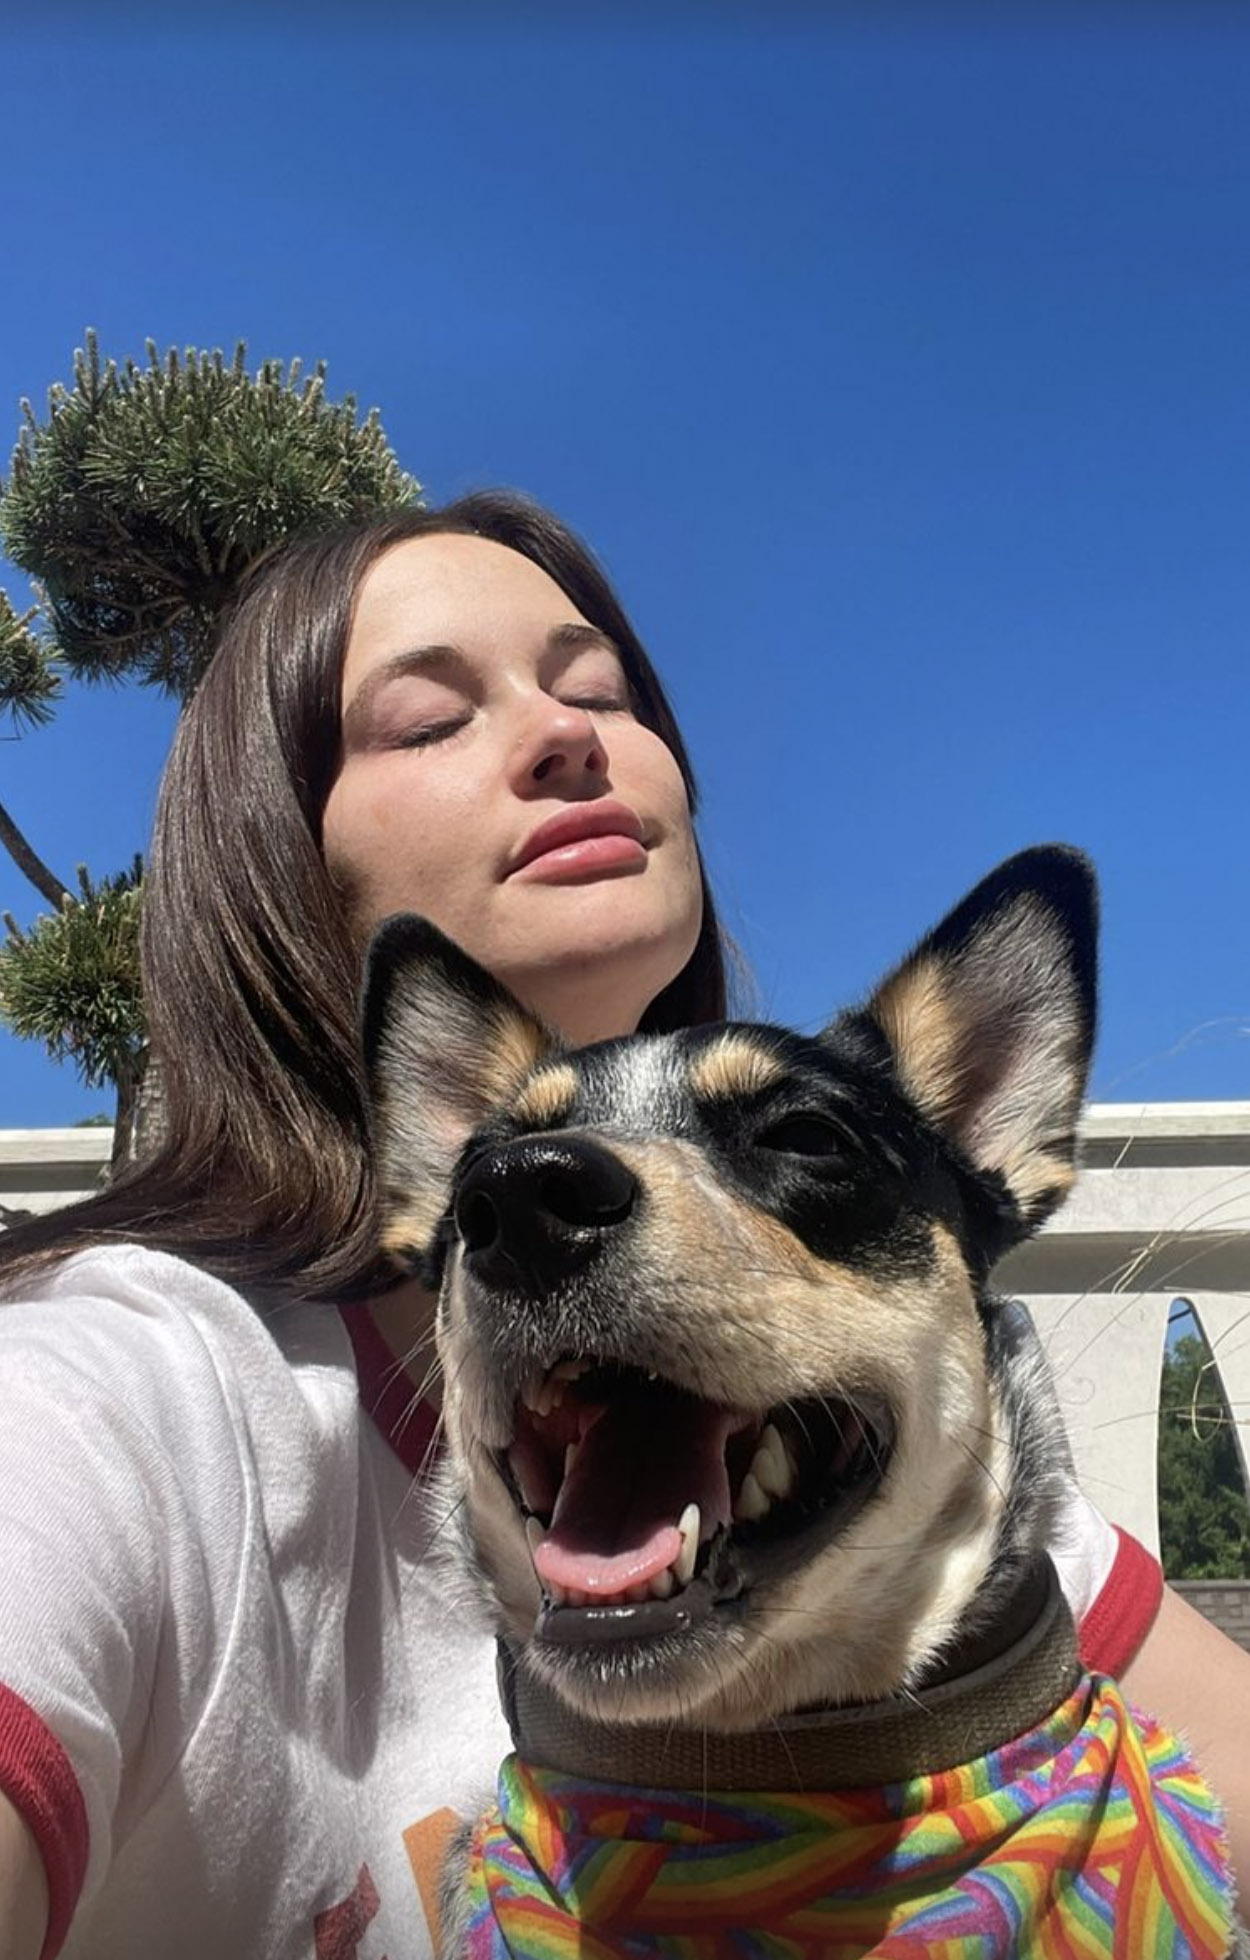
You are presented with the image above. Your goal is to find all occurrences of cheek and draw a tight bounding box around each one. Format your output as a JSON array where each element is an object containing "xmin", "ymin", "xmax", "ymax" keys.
[
  {"xmin": 630, "ymin": 739, "xmax": 703, "ymax": 948},
  {"xmin": 633, "ymin": 730, "xmax": 695, "ymax": 848},
  {"xmin": 322, "ymin": 764, "xmax": 461, "ymax": 916},
  {"xmin": 652, "ymin": 751, "xmax": 702, "ymax": 902},
  {"xmin": 322, "ymin": 773, "xmax": 389, "ymax": 899}
]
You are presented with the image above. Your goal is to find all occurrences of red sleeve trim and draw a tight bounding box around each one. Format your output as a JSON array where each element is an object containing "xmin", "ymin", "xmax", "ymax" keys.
[
  {"xmin": 1078, "ymin": 1524, "xmax": 1164, "ymax": 1679},
  {"xmin": 0, "ymin": 1682, "xmax": 88, "ymax": 1960},
  {"xmin": 340, "ymin": 1305, "xmax": 441, "ymax": 1479}
]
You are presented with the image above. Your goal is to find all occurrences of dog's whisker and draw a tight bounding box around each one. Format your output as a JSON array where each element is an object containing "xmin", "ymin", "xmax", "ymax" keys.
[
  {"xmin": 392, "ymin": 1381, "xmax": 442, "ymax": 1451},
  {"xmin": 412, "ymin": 1486, "xmax": 467, "ymax": 1564},
  {"xmin": 779, "ymin": 1397, "xmax": 818, "ymax": 1456},
  {"xmin": 892, "ymin": 1682, "xmax": 929, "ymax": 1715},
  {"xmin": 956, "ymin": 1438, "xmax": 1007, "ymax": 1502}
]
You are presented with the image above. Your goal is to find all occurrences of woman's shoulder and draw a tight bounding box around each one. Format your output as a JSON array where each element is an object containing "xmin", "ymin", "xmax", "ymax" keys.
[
  {"xmin": 1, "ymin": 1239, "xmax": 359, "ymax": 1464},
  {"xmin": 14, "ymin": 1237, "xmax": 271, "ymax": 1310},
  {"xmin": 1, "ymin": 1240, "xmax": 252, "ymax": 1387}
]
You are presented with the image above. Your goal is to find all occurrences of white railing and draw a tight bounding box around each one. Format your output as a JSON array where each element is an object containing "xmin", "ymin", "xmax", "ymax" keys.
[{"xmin": 0, "ymin": 1127, "xmax": 113, "ymax": 1224}]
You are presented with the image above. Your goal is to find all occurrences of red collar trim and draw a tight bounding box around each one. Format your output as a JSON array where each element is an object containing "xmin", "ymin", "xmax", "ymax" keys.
[
  {"xmin": 0, "ymin": 1681, "xmax": 89, "ymax": 1960},
  {"xmin": 1078, "ymin": 1525, "xmax": 1163, "ymax": 1679},
  {"xmin": 341, "ymin": 1304, "xmax": 440, "ymax": 1477}
]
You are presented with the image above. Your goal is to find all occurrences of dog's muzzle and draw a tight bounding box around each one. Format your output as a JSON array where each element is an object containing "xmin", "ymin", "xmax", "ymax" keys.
[{"xmin": 449, "ymin": 1132, "xmax": 895, "ymax": 1653}]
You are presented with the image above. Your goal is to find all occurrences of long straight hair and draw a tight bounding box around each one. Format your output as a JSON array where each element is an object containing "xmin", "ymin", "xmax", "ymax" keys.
[{"xmin": 0, "ymin": 493, "xmax": 730, "ymax": 1300}]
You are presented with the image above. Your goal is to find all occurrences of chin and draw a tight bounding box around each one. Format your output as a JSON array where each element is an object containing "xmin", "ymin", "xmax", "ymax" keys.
[{"xmin": 505, "ymin": 905, "xmax": 702, "ymax": 1044}]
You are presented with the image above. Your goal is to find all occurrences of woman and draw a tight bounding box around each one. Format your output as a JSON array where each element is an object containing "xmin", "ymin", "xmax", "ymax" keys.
[{"xmin": 0, "ymin": 493, "xmax": 1245, "ymax": 1958}]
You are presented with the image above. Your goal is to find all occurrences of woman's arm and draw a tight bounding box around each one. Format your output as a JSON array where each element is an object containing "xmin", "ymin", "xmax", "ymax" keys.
[
  {"xmin": 1119, "ymin": 1583, "xmax": 1250, "ymax": 1890},
  {"xmin": 0, "ymin": 1792, "xmax": 47, "ymax": 1960}
]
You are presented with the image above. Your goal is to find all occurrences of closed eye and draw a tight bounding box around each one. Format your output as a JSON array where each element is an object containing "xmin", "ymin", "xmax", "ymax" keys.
[
  {"xmin": 560, "ymin": 693, "xmax": 632, "ymax": 715},
  {"xmin": 394, "ymin": 715, "xmax": 472, "ymax": 750},
  {"xmin": 753, "ymin": 1114, "xmax": 846, "ymax": 1159}
]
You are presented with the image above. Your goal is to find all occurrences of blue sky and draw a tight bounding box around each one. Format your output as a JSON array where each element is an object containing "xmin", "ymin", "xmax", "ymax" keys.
[{"xmin": 2, "ymin": 9, "xmax": 1249, "ymax": 1126}]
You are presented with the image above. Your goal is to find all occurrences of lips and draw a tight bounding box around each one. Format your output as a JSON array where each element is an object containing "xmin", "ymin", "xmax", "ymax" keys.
[{"xmin": 508, "ymin": 800, "xmax": 646, "ymax": 878}]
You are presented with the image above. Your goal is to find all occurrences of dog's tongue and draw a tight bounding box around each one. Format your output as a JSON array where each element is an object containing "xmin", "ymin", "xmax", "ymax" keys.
[{"xmin": 533, "ymin": 1384, "xmax": 736, "ymax": 1597}]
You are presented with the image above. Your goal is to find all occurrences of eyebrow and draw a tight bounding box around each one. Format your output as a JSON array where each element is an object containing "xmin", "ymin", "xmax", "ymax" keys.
[
  {"xmin": 341, "ymin": 623, "xmax": 623, "ymax": 742},
  {"xmin": 546, "ymin": 622, "xmax": 620, "ymax": 659}
]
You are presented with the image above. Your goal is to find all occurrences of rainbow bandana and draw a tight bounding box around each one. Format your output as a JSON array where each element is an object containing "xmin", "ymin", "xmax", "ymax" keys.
[{"xmin": 462, "ymin": 1674, "xmax": 1234, "ymax": 1958}]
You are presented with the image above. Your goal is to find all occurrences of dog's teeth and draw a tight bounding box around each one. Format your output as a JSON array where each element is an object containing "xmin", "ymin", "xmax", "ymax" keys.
[
  {"xmin": 674, "ymin": 1503, "xmax": 699, "ymax": 1585},
  {"xmin": 524, "ymin": 1517, "xmax": 545, "ymax": 1560},
  {"xmin": 752, "ymin": 1422, "xmax": 796, "ymax": 1501},
  {"xmin": 529, "ymin": 1359, "xmax": 588, "ymax": 1419},
  {"xmin": 734, "ymin": 1471, "xmax": 771, "ymax": 1523},
  {"xmin": 564, "ymin": 1443, "xmax": 577, "ymax": 1477},
  {"xmin": 520, "ymin": 1374, "xmax": 545, "ymax": 1415},
  {"xmin": 551, "ymin": 1357, "xmax": 590, "ymax": 1382},
  {"xmin": 649, "ymin": 1566, "xmax": 674, "ymax": 1599},
  {"xmin": 625, "ymin": 1582, "xmax": 648, "ymax": 1603}
]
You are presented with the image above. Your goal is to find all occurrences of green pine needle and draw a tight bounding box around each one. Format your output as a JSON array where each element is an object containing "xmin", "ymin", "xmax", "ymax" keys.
[
  {"xmin": 0, "ymin": 590, "xmax": 62, "ymax": 731},
  {"xmin": 0, "ymin": 860, "xmax": 145, "ymax": 1088},
  {"xmin": 1, "ymin": 330, "xmax": 421, "ymax": 700}
]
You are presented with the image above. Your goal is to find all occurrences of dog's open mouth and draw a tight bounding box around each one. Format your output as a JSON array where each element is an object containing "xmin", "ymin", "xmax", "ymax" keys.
[{"xmin": 501, "ymin": 1360, "xmax": 894, "ymax": 1644}]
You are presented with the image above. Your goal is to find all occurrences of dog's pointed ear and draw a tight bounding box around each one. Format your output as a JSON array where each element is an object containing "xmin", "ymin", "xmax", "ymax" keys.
[
  {"xmin": 856, "ymin": 847, "xmax": 1097, "ymax": 1228},
  {"xmin": 361, "ymin": 915, "xmax": 558, "ymax": 1263}
]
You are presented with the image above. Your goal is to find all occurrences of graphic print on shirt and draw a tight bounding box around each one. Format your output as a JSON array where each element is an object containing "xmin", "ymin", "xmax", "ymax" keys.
[{"xmin": 314, "ymin": 1862, "xmax": 385, "ymax": 1960}]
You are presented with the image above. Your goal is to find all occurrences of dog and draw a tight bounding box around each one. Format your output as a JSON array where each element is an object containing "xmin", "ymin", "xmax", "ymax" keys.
[{"xmin": 362, "ymin": 847, "xmax": 1242, "ymax": 1958}]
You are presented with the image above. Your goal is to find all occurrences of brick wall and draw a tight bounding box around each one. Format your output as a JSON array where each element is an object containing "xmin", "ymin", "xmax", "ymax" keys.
[{"xmin": 1171, "ymin": 1579, "xmax": 1250, "ymax": 1653}]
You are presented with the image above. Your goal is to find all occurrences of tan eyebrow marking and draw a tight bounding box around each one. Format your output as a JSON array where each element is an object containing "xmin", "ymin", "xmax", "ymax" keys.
[
  {"xmin": 380, "ymin": 1190, "xmax": 445, "ymax": 1265},
  {"xmin": 475, "ymin": 1010, "xmax": 552, "ymax": 1115},
  {"xmin": 689, "ymin": 1035, "xmax": 785, "ymax": 1104},
  {"xmin": 511, "ymin": 1062, "xmax": 580, "ymax": 1129}
]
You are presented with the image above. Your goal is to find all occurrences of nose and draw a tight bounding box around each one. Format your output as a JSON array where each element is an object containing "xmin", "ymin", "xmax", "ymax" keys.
[
  {"xmin": 513, "ymin": 697, "xmax": 608, "ymax": 789},
  {"xmin": 454, "ymin": 1136, "xmax": 638, "ymax": 1292}
]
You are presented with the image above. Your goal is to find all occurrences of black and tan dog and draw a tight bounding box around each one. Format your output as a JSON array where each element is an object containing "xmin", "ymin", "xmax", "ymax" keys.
[{"xmin": 362, "ymin": 847, "xmax": 1241, "ymax": 1958}]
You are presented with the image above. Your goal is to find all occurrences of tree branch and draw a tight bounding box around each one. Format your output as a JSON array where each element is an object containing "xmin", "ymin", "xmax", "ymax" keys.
[{"xmin": 0, "ymin": 795, "xmax": 70, "ymax": 907}]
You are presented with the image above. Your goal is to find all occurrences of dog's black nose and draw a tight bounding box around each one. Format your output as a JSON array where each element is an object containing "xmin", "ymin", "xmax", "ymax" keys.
[{"xmin": 454, "ymin": 1136, "xmax": 637, "ymax": 1290}]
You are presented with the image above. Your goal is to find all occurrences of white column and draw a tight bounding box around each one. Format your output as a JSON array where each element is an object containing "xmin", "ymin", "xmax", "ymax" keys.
[{"xmin": 1018, "ymin": 1290, "xmax": 1174, "ymax": 1555}]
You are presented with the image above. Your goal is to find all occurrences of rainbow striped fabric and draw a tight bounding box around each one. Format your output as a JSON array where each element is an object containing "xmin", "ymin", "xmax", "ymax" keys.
[{"xmin": 461, "ymin": 1674, "xmax": 1233, "ymax": 1957}]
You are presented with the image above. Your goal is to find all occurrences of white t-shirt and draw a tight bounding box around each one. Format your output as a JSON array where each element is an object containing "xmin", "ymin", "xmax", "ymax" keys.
[
  {"xmin": 0, "ymin": 1244, "xmax": 1157, "ymax": 1959},
  {"xmin": 0, "ymin": 1244, "xmax": 508, "ymax": 1959}
]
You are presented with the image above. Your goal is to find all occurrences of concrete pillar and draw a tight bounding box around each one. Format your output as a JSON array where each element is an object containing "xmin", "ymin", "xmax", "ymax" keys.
[{"xmin": 1022, "ymin": 1291, "xmax": 1173, "ymax": 1556}]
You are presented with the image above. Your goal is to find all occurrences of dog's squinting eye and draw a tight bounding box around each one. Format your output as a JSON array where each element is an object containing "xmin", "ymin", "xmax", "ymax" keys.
[{"xmin": 754, "ymin": 1114, "xmax": 845, "ymax": 1159}]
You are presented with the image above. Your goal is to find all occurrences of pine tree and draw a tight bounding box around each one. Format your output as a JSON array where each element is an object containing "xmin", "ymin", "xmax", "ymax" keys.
[
  {"xmin": 1157, "ymin": 1329, "xmax": 1250, "ymax": 1579},
  {"xmin": 1, "ymin": 864, "xmax": 144, "ymax": 1157},
  {"xmin": 0, "ymin": 334, "xmax": 418, "ymax": 1163}
]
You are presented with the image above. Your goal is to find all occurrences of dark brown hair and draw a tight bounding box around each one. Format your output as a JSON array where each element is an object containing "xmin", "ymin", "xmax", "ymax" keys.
[{"xmin": 0, "ymin": 492, "xmax": 729, "ymax": 1300}]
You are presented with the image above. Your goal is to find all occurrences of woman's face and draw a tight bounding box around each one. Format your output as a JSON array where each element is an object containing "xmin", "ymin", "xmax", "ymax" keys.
[{"xmin": 322, "ymin": 534, "xmax": 703, "ymax": 1045}]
